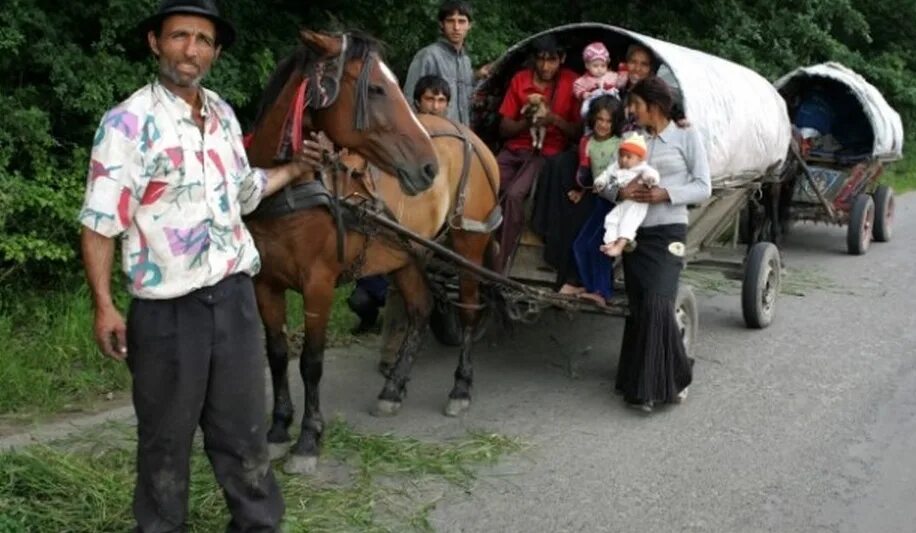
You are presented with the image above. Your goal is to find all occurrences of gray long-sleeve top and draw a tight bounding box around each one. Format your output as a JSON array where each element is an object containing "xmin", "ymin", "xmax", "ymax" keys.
[
  {"xmin": 603, "ymin": 122, "xmax": 712, "ymax": 227},
  {"xmin": 402, "ymin": 39, "xmax": 474, "ymax": 125}
]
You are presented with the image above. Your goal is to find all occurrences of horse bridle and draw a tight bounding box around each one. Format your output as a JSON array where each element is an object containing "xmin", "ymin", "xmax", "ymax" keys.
[{"xmin": 286, "ymin": 33, "xmax": 375, "ymax": 158}]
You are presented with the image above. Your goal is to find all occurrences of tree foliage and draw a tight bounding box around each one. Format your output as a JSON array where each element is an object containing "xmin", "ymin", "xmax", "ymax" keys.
[{"xmin": 1, "ymin": 0, "xmax": 913, "ymax": 287}]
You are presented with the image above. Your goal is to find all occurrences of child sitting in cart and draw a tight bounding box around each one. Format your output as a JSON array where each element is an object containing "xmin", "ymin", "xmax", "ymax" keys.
[
  {"xmin": 573, "ymin": 42, "xmax": 627, "ymax": 121},
  {"xmin": 561, "ymin": 95, "xmax": 622, "ymax": 305},
  {"xmin": 594, "ymin": 133, "xmax": 660, "ymax": 257}
]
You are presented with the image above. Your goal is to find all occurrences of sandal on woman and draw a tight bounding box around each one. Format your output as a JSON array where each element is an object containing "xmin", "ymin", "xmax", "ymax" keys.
[
  {"xmin": 578, "ymin": 292, "xmax": 607, "ymax": 307},
  {"xmin": 558, "ymin": 283, "xmax": 585, "ymax": 296},
  {"xmin": 673, "ymin": 386, "xmax": 689, "ymax": 404},
  {"xmin": 625, "ymin": 399, "xmax": 653, "ymax": 413}
]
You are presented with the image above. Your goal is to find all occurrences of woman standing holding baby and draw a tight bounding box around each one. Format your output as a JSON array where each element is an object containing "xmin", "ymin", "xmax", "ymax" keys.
[{"xmin": 610, "ymin": 76, "xmax": 711, "ymax": 412}]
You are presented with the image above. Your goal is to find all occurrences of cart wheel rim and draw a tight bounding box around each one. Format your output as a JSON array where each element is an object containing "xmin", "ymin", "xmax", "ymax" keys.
[
  {"xmin": 760, "ymin": 256, "xmax": 778, "ymax": 316},
  {"xmin": 862, "ymin": 204, "xmax": 874, "ymax": 249},
  {"xmin": 886, "ymin": 194, "xmax": 895, "ymax": 229}
]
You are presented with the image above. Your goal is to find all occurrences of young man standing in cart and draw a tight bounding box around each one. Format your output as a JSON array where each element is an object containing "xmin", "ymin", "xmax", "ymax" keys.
[{"xmin": 402, "ymin": 0, "xmax": 491, "ymax": 125}]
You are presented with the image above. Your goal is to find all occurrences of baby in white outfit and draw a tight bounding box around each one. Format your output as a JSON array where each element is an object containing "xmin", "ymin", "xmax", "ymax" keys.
[{"xmin": 593, "ymin": 133, "xmax": 660, "ymax": 257}]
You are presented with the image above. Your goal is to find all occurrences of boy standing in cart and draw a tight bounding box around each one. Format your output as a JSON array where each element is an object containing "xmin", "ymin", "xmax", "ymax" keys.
[{"xmin": 402, "ymin": 1, "xmax": 491, "ymax": 125}]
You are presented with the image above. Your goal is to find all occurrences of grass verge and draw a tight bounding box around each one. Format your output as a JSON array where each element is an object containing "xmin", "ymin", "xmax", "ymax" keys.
[
  {"xmin": 0, "ymin": 285, "xmax": 131, "ymax": 416},
  {"xmin": 0, "ymin": 419, "xmax": 522, "ymax": 532},
  {"xmin": 882, "ymin": 144, "xmax": 916, "ymax": 193},
  {"xmin": 0, "ymin": 283, "xmax": 359, "ymax": 417}
]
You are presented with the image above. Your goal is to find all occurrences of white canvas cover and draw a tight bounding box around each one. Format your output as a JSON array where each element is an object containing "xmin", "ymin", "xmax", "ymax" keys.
[
  {"xmin": 490, "ymin": 23, "xmax": 793, "ymax": 188},
  {"xmin": 774, "ymin": 62, "xmax": 904, "ymax": 161}
]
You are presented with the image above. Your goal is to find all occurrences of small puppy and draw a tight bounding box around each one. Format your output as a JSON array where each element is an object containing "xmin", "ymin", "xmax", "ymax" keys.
[{"xmin": 521, "ymin": 93, "xmax": 549, "ymax": 151}]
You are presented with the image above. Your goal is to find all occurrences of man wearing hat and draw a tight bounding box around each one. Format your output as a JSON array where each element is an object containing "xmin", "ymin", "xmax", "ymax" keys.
[{"xmin": 79, "ymin": 1, "xmax": 324, "ymax": 529}]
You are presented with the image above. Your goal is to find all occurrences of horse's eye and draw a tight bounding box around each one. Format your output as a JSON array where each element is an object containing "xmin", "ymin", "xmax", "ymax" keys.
[{"xmin": 368, "ymin": 85, "xmax": 385, "ymax": 96}]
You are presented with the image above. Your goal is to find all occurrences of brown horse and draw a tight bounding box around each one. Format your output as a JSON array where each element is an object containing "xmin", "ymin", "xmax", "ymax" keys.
[{"xmin": 245, "ymin": 31, "xmax": 500, "ymax": 474}]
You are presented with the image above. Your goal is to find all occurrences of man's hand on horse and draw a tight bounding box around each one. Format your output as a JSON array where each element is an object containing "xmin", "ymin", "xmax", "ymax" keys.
[
  {"xmin": 94, "ymin": 305, "xmax": 127, "ymax": 361},
  {"xmin": 290, "ymin": 138, "xmax": 328, "ymax": 176},
  {"xmin": 289, "ymin": 132, "xmax": 341, "ymax": 176}
]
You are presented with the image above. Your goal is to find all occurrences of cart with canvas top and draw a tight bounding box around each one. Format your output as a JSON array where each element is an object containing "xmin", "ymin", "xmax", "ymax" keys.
[
  {"xmin": 774, "ymin": 62, "xmax": 904, "ymax": 255},
  {"xmin": 370, "ymin": 24, "xmax": 797, "ymax": 356}
]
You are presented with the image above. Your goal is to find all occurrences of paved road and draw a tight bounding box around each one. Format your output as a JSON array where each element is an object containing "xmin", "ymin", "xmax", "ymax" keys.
[
  {"xmin": 6, "ymin": 195, "xmax": 912, "ymax": 532},
  {"xmin": 298, "ymin": 192, "xmax": 916, "ymax": 533}
]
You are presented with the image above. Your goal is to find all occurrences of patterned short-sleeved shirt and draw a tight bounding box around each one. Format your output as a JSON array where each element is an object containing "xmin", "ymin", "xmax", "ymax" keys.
[{"xmin": 79, "ymin": 82, "xmax": 267, "ymax": 299}]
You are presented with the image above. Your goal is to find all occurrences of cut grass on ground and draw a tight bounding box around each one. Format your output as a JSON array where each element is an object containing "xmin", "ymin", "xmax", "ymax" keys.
[
  {"xmin": 0, "ymin": 283, "xmax": 358, "ymax": 417},
  {"xmin": 0, "ymin": 419, "xmax": 523, "ymax": 533},
  {"xmin": 682, "ymin": 266, "xmax": 840, "ymax": 297}
]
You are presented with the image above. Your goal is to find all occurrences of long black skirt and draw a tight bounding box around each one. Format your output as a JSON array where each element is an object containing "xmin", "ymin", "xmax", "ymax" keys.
[{"xmin": 615, "ymin": 223, "xmax": 693, "ymax": 404}]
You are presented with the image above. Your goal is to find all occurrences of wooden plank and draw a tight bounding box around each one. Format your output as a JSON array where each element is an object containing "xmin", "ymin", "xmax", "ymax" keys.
[
  {"xmin": 686, "ymin": 188, "xmax": 749, "ymax": 256},
  {"xmin": 508, "ymin": 243, "xmax": 555, "ymax": 284}
]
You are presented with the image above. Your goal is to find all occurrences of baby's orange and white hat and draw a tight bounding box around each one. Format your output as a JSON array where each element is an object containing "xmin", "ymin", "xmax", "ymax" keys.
[{"xmin": 619, "ymin": 133, "xmax": 647, "ymax": 159}]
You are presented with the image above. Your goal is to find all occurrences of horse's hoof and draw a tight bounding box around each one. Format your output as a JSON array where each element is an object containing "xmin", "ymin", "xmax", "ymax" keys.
[
  {"xmin": 372, "ymin": 399, "xmax": 402, "ymax": 417},
  {"xmin": 283, "ymin": 454, "xmax": 318, "ymax": 475},
  {"xmin": 268, "ymin": 442, "xmax": 291, "ymax": 461},
  {"xmin": 444, "ymin": 398, "xmax": 471, "ymax": 417}
]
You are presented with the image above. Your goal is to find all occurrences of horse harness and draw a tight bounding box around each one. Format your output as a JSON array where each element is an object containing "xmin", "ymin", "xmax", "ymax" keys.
[
  {"xmin": 247, "ymin": 128, "xmax": 501, "ymax": 280},
  {"xmin": 245, "ymin": 32, "xmax": 500, "ymax": 278},
  {"xmin": 427, "ymin": 123, "xmax": 502, "ymax": 234}
]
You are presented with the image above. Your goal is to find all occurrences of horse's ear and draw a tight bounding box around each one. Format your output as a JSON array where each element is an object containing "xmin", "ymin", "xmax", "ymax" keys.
[{"xmin": 299, "ymin": 29, "xmax": 342, "ymax": 58}]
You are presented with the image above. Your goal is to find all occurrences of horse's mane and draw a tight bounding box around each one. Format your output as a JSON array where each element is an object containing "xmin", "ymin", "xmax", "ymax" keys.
[{"xmin": 252, "ymin": 31, "xmax": 385, "ymax": 128}]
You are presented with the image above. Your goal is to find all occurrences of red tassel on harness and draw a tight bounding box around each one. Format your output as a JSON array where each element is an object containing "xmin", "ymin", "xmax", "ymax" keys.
[
  {"xmin": 290, "ymin": 78, "xmax": 309, "ymax": 154},
  {"xmin": 242, "ymin": 77, "xmax": 310, "ymax": 156}
]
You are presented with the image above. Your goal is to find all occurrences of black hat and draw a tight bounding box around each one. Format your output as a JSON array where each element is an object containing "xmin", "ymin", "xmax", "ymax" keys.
[{"xmin": 137, "ymin": 0, "xmax": 236, "ymax": 49}]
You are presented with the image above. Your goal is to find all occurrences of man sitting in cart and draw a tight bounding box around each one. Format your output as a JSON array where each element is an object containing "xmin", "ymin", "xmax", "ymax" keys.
[{"xmin": 493, "ymin": 34, "xmax": 581, "ymax": 272}]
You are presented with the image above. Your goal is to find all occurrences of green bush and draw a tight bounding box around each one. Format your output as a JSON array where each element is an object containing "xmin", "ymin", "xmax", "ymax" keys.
[{"xmin": 1, "ymin": 0, "xmax": 914, "ymax": 289}]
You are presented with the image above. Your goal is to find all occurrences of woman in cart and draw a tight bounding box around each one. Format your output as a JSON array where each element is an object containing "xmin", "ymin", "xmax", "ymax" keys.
[{"xmin": 611, "ymin": 76, "xmax": 711, "ymax": 412}]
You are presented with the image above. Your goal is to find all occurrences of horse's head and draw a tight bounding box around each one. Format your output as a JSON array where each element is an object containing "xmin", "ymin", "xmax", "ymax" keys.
[{"xmin": 248, "ymin": 30, "xmax": 438, "ymax": 196}]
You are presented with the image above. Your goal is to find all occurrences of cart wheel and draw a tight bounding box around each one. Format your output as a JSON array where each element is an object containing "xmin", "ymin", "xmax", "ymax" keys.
[
  {"xmin": 846, "ymin": 193, "xmax": 875, "ymax": 255},
  {"xmin": 872, "ymin": 185, "xmax": 894, "ymax": 242},
  {"xmin": 675, "ymin": 284, "xmax": 698, "ymax": 356},
  {"xmin": 429, "ymin": 299, "xmax": 491, "ymax": 347},
  {"xmin": 742, "ymin": 242, "xmax": 781, "ymax": 329}
]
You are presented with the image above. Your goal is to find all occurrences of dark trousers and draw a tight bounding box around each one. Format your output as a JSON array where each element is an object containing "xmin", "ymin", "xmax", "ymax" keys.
[
  {"xmin": 573, "ymin": 198, "xmax": 614, "ymax": 299},
  {"xmin": 126, "ymin": 274, "xmax": 283, "ymax": 533},
  {"xmin": 495, "ymin": 147, "xmax": 544, "ymax": 272}
]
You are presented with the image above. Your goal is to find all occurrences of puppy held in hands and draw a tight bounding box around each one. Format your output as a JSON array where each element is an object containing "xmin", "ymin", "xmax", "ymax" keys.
[{"xmin": 521, "ymin": 93, "xmax": 549, "ymax": 151}]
